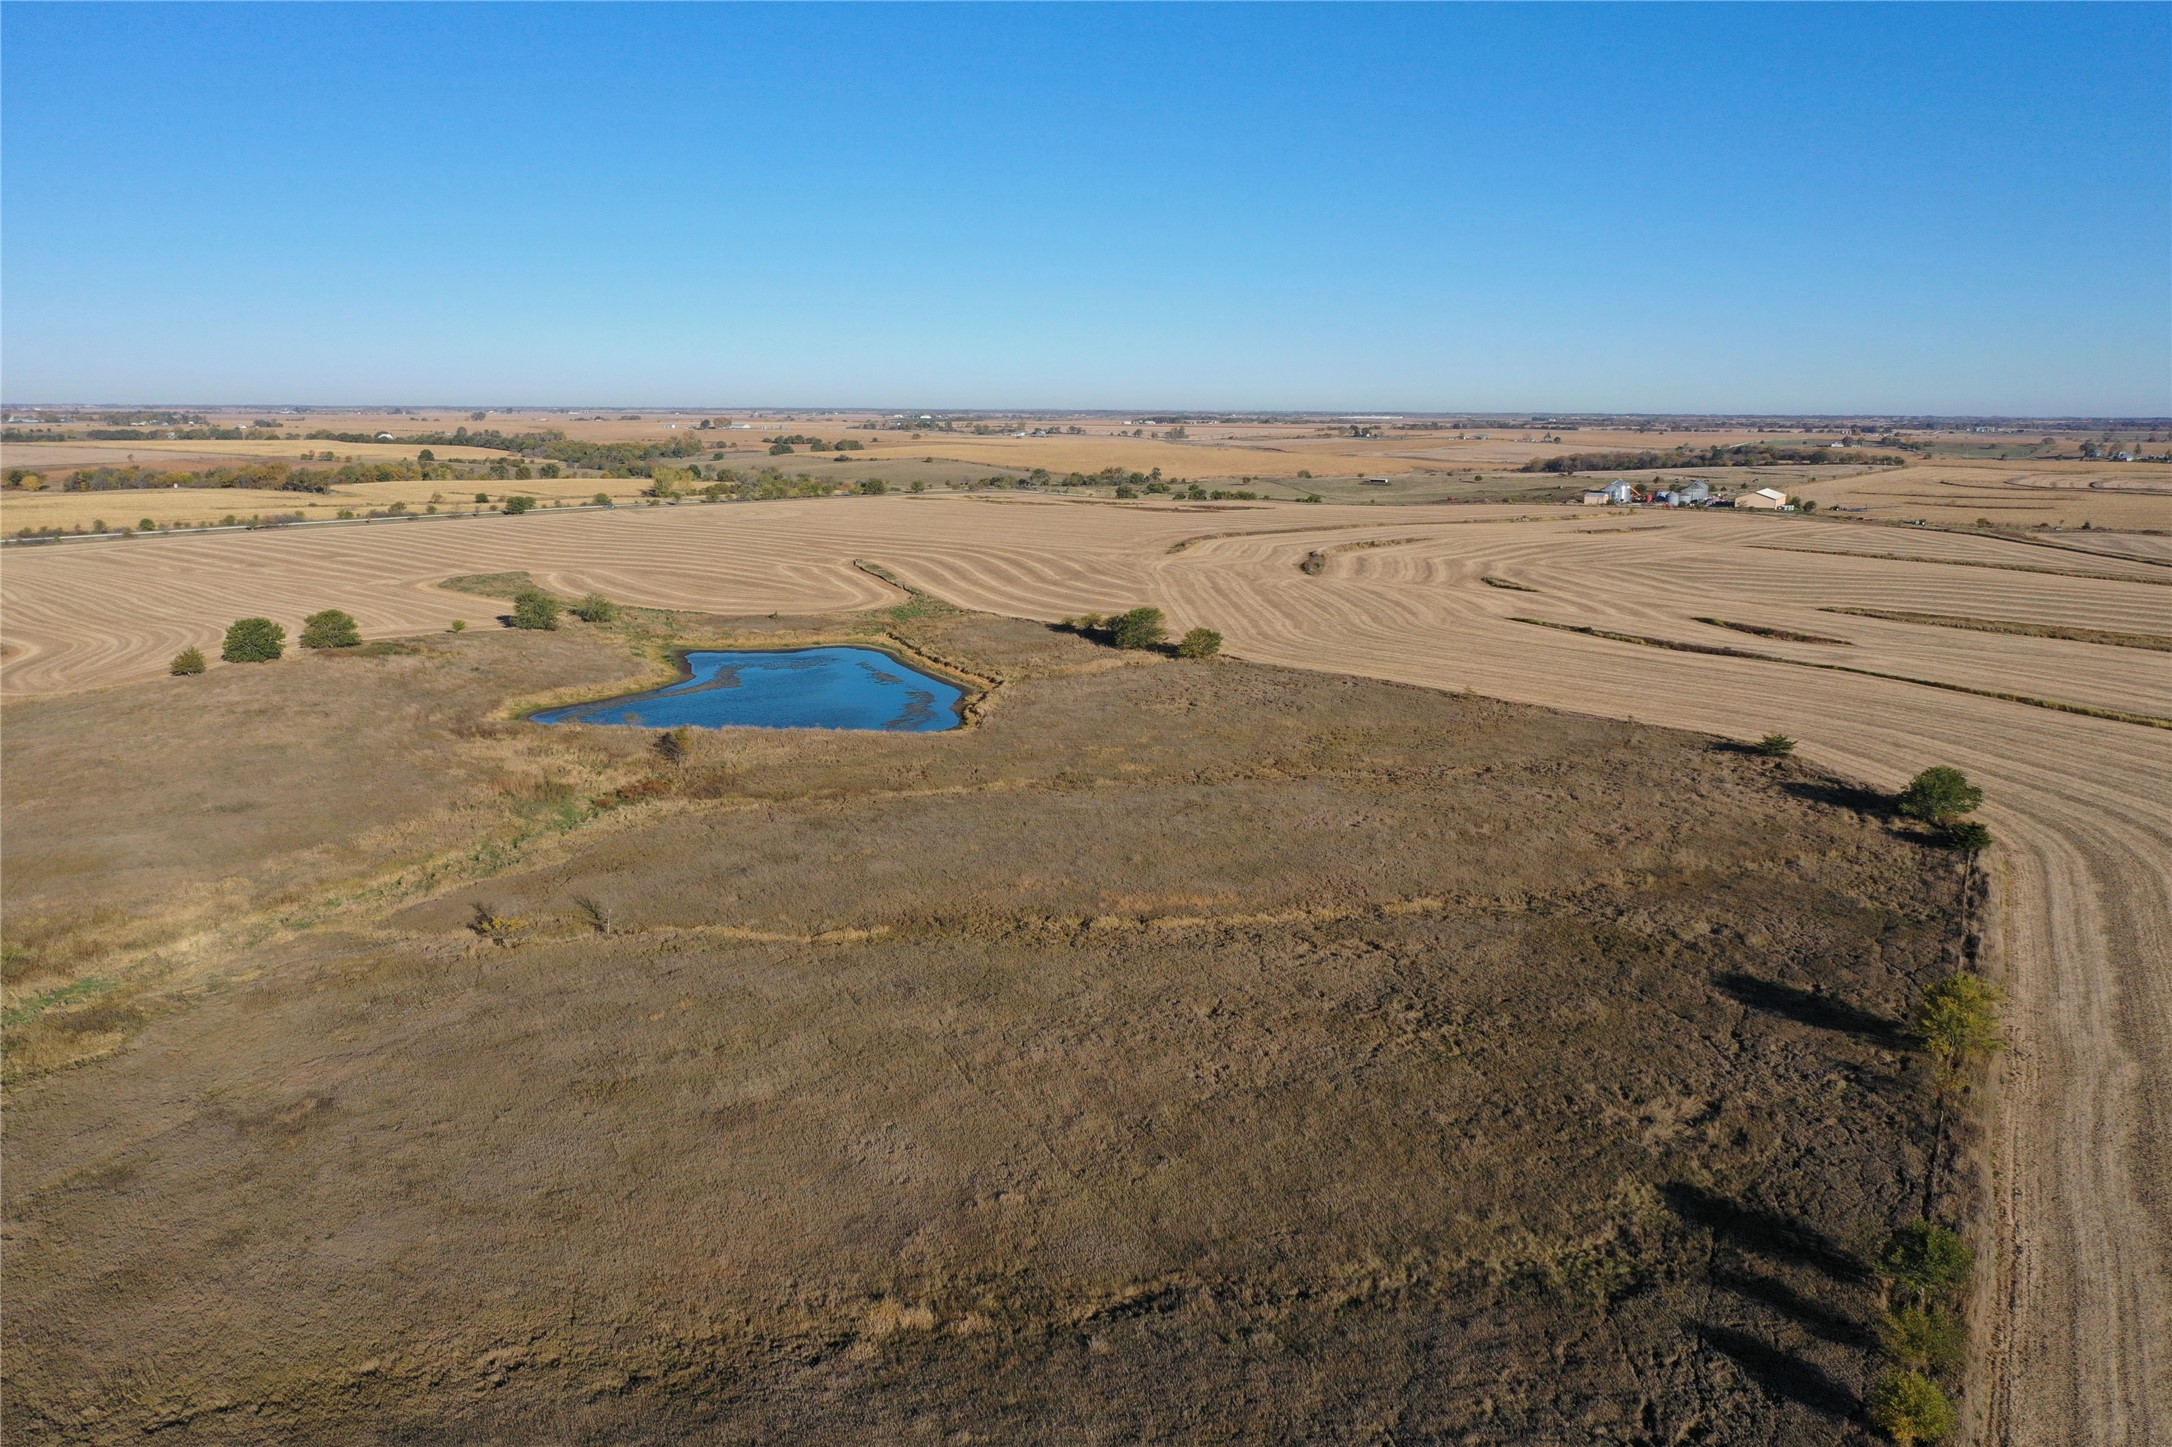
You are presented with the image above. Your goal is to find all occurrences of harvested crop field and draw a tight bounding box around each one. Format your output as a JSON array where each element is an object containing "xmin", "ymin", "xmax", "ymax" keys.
[
  {"xmin": 7, "ymin": 609, "xmax": 1972, "ymax": 1442},
  {"xmin": 3, "ymin": 493, "xmax": 2169, "ymax": 1443}
]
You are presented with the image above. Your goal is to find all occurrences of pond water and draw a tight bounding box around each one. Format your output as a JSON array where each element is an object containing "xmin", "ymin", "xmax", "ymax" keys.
[{"xmin": 532, "ymin": 647, "xmax": 966, "ymax": 732}]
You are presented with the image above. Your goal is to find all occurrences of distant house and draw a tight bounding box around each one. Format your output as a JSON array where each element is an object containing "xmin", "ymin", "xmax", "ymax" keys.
[
  {"xmin": 1735, "ymin": 487, "xmax": 1790, "ymax": 510},
  {"xmin": 1580, "ymin": 489, "xmax": 1610, "ymax": 506}
]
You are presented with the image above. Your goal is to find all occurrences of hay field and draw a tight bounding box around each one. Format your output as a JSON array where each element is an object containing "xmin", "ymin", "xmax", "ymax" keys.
[
  {"xmin": 4, "ymin": 493, "xmax": 2170, "ymax": 1444},
  {"xmin": 1792, "ymin": 457, "xmax": 2172, "ymax": 531}
]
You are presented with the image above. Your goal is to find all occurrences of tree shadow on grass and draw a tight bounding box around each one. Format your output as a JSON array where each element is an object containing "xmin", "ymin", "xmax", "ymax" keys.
[
  {"xmin": 1716, "ymin": 972, "xmax": 1905, "ymax": 1046},
  {"xmin": 1700, "ymin": 1324, "xmax": 1857, "ymax": 1419},
  {"xmin": 1713, "ymin": 1264, "xmax": 1869, "ymax": 1347},
  {"xmin": 1662, "ymin": 1183, "xmax": 1867, "ymax": 1284},
  {"xmin": 1779, "ymin": 778, "xmax": 1893, "ymax": 819}
]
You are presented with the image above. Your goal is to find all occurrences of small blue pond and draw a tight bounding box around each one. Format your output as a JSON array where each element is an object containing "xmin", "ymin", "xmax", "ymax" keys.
[{"xmin": 532, "ymin": 647, "xmax": 966, "ymax": 732}]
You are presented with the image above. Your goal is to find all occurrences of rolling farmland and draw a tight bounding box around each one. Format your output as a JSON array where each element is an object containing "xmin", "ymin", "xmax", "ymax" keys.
[{"xmin": 3, "ymin": 493, "xmax": 2168, "ymax": 1443}]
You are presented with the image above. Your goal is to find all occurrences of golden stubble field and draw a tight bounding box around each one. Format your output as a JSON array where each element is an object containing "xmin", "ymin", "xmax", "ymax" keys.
[{"xmin": 3, "ymin": 490, "xmax": 2169, "ymax": 1445}]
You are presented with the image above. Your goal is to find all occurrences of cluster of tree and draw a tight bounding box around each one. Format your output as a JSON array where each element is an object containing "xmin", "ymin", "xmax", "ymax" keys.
[
  {"xmin": 545, "ymin": 434, "xmax": 709, "ymax": 473},
  {"xmin": 1063, "ymin": 465, "xmax": 1162, "ymax": 489},
  {"xmin": 176, "ymin": 609, "xmax": 362, "ymax": 672},
  {"xmin": 509, "ymin": 588, "xmax": 619, "ymax": 630},
  {"xmin": 299, "ymin": 424, "xmax": 708, "ymax": 475},
  {"xmin": 1866, "ymin": 1218, "xmax": 1976, "ymax": 1444},
  {"xmin": 86, "ymin": 425, "xmax": 267, "ymax": 441},
  {"xmin": 48, "ymin": 461, "xmax": 439, "ymax": 494},
  {"xmin": 1059, "ymin": 607, "xmax": 1222, "ymax": 658},
  {"xmin": 306, "ymin": 425, "xmax": 557, "ymax": 450},
  {"xmin": 1520, "ymin": 444, "xmax": 1902, "ymax": 474},
  {"xmin": 87, "ymin": 409, "xmax": 217, "ymax": 426},
  {"xmin": 1855, "ymin": 762, "xmax": 1999, "ymax": 1444},
  {"xmin": 767, "ymin": 437, "xmax": 862, "ymax": 455}
]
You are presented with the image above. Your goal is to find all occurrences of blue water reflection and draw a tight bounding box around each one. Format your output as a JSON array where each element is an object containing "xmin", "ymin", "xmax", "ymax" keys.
[{"xmin": 532, "ymin": 647, "xmax": 965, "ymax": 732}]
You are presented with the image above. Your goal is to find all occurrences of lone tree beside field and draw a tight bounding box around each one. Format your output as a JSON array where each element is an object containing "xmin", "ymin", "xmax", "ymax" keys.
[
  {"xmin": 1177, "ymin": 627, "xmax": 1222, "ymax": 659},
  {"xmin": 1914, "ymin": 974, "xmax": 2005, "ymax": 1085},
  {"xmin": 510, "ymin": 589, "xmax": 561, "ymax": 631},
  {"xmin": 1108, "ymin": 606, "xmax": 1167, "ymax": 650},
  {"xmin": 1897, "ymin": 766, "xmax": 1982, "ymax": 825},
  {"xmin": 502, "ymin": 495, "xmax": 537, "ymax": 515},
  {"xmin": 299, "ymin": 608, "xmax": 362, "ymax": 650},
  {"xmin": 569, "ymin": 593, "xmax": 619, "ymax": 624},
  {"xmin": 1754, "ymin": 733, "xmax": 1796, "ymax": 758},
  {"xmin": 221, "ymin": 617, "xmax": 284, "ymax": 663}
]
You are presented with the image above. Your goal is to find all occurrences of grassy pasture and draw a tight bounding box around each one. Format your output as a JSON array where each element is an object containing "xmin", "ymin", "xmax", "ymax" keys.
[{"xmin": 2, "ymin": 604, "xmax": 1965, "ymax": 1442}]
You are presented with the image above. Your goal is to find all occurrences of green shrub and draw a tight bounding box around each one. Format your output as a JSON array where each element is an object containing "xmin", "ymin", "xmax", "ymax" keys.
[
  {"xmin": 449, "ymin": 619, "xmax": 467, "ymax": 632},
  {"xmin": 138, "ymin": 518, "xmax": 157, "ymax": 532},
  {"xmin": 1938, "ymin": 820, "xmax": 1992, "ymax": 854},
  {"xmin": 474, "ymin": 492, "xmax": 491, "ymax": 504},
  {"xmin": 299, "ymin": 608, "xmax": 362, "ymax": 650},
  {"xmin": 593, "ymin": 492, "xmax": 613, "ymax": 506},
  {"xmin": 1897, "ymin": 766, "xmax": 1982, "ymax": 825},
  {"xmin": 1867, "ymin": 1369, "xmax": 1956, "ymax": 1444},
  {"xmin": 1754, "ymin": 733, "xmax": 1796, "ymax": 757},
  {"xmin": 858, "ymin": 478, "xmax": 888, "ymax": 495},
  {"xmin": 1914, "ymin": 975, "xmax": 2005, "ymax": 1079},
  {"xmin": 510, "ymin": 589, "xmax": 560, "ymax": 631},
  {"xmin": 502, "ymin": 495, "xmax": 536, "ymax": 515},
  {"xmin": 170, "ymin": 646, "xmax": 207, "ymax": 676},
  {"xmin": 1108, "ymin": 606, "xmax": 1167, "ymax": 651},
  {"xmin": 569, "ymin": 593, "xmax": 619, "ymax": 623},
  {"xmin": 221, "ymin": 617, "xmax": 285, "ymax": 663},
  {"xmin": 1177, "ymin": 627, "xmax": 1223, "ymax": 659},
  {"xmin": 1879, "ymin": 1303, "xmax": 1967, "ymax": 1373},
  {"xmin": 1879, "ymin": 1221, "xmax": 1976, "ymax": 1302}
]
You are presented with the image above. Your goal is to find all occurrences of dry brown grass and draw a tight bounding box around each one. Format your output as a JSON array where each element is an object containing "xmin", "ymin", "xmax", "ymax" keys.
[{"xmin": 4, "ymin": 609, "xmax": 1966, "ymax": 1442}]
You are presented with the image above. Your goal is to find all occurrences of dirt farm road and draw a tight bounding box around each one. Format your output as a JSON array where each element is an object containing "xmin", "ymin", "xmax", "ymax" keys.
[{"xmin": 4, "ymin": 495, "xmax": 2168, "ymax": 1443}]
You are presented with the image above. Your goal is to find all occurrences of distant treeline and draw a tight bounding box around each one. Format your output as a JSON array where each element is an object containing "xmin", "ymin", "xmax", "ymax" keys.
[
  {"xmin": 1520, "ymin": 444, "xmax": 1902, "ymax": 474},
  {"xmin": 305, "ymin": 425, "xmax": 562, "ymax": 450},
  {"xmin": 3, "ymin": 426, "xmax": 266, "ymax": 443},
  {"xmin": 39, "ymin": 462, "xmax": 435, "ymax": 494},
  {"xmin": 304, "ymin": 425, "xmax": 711, "ymax": 475},
  {"xmin": 90, "ymin": 426, "xmax": 261, "ymax": 441}
]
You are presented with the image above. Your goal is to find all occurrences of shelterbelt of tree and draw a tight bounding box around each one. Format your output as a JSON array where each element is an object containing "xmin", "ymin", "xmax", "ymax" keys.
[{"xmin": 3, "ymin": 494, "xmax": 2168, "ymax": 1445}]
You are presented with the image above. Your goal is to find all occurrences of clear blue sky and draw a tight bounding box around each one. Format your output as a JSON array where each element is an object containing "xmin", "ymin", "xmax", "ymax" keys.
[{"xmin": 4, "ymin": 3, "xmax": 2166, "ymax": 414}]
